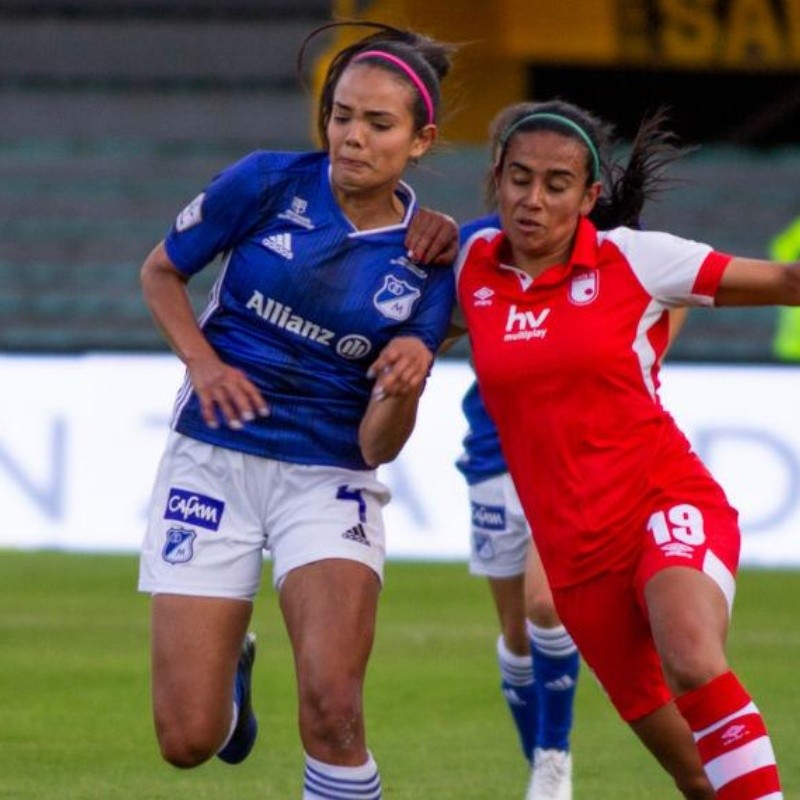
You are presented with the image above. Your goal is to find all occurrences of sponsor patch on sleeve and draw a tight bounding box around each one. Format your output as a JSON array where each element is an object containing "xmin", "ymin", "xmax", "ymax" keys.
[{"xmin": 175, "ymin": 193, "xmax": 205, "ymax": 232}]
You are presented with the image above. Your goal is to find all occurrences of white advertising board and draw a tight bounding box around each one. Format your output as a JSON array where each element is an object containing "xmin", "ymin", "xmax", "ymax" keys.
[{"xmin": 0, "ymin": 355, "xmax": 798, "ymax": 566}]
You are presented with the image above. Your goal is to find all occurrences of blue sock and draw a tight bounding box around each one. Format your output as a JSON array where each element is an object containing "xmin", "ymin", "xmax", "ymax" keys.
[
  {"xmin": 528, "ymin": 622, "xmax": 579, "ymax": 752},
  {"xmin": 496, "ymin": 635, "xmax": 537, "ymax": 763}
]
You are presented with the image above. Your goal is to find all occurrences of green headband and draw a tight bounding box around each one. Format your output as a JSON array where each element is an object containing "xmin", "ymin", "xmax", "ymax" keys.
[{"xmin": 498, "ymin": 112, "xmax": 601, "ymax": 181}]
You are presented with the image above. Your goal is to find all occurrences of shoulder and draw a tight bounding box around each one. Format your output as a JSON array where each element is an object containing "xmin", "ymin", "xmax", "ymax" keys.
[
  {"xmin": 459, "ymin": 213, "xmax": 501, "ymax": 244},
  {"xmin": 455, "ymin": 226, "xmax": 503, "ymax": 283}
]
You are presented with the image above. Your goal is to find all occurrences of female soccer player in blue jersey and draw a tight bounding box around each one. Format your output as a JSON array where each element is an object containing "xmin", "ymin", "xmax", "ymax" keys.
[{"xmin": 137, "ymin": 23, "xmax": 458, "ymax": 800}]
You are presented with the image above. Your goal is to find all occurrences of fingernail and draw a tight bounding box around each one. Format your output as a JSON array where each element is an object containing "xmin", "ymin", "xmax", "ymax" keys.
[
  {"xmin": 242, "ymin": 411, "xmax": 255, "ymax": 422},
  {"xmin": 366, "ymin": 367, "xmax": 376, "ymax": 380},
  {"xmin": 207, "ymin": 420, "xmax": 219, "ymax": 429},
  {"xmin": 229, "ymin": 419, "xmax": 243, "ymax": 430},
  {"xmin": 258, "ymin": 406, "xmax": 270, "ymax": 417},
  {"xmin": 372, "ymin": 386, "xmax": 385, "ymax": 402},
  {"xmin": 406, "ymin": 248, "xmax": 415, "ymax": 259}
]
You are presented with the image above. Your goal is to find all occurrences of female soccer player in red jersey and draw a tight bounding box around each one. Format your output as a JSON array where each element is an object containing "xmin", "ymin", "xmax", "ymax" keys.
[{"xmin": 454, "ymin": 99, "xmax": 796, "ymax": 799}]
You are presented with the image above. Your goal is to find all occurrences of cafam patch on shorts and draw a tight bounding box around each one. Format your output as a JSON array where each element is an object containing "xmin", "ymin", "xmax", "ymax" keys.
[{"xmin": 164, "ymin": 487, "xmax": 225, "ymax": 531}]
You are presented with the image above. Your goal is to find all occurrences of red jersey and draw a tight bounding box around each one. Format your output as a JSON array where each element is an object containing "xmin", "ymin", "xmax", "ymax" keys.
[{"xmin": 456, "ymin": 217, "xmax": 732, "ymax": 589}]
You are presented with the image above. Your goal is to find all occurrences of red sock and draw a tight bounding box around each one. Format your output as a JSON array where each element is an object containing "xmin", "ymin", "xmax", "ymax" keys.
[{"xmin": 675, "ymin": 671, "xmax": 782, "ymax": 799}]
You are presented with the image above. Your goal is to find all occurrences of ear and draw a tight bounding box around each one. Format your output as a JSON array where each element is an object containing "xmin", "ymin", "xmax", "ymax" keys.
[
  {"xmin": 580, "ymin": 181, "xmax": 602, "ymax": 216},
  {"xmin": 410, "ymin": 124, "xmax": 437, "ymax": 160}
]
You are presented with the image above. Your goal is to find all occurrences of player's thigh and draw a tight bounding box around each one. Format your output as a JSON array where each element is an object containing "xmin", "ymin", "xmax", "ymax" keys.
[
  {"xmin": 468, "ymin": 473, "xmax": 529, "ymax": 579},
  {"xmin": 553, "ymin": 570, "xmax": 671, "ymax": 722},
  {"xmin": 151, "ymin": 594, "xmax": 252, "ymax": 728},
  {"xmin": 279, "ymin": 559, "xmax": 381, "ymax": 693}
]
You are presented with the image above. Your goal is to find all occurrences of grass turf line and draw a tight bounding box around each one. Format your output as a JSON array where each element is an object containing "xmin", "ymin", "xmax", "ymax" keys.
[{"xmin": 0, "ymin": 550, "xmax": 798, "ymax": 799}]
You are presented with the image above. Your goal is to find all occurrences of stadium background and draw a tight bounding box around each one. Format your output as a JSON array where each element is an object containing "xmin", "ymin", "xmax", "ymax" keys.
[
  {"xmin": 2, "ymin": 2, "xmax": 800, "ymax": 799},
  {"xmin": 2, "ymin": 0, "xmax": 800, "ymax": 559}
]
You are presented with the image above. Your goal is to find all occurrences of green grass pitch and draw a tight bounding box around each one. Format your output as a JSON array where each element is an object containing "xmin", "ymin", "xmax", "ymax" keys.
[{"xmin": 1, "ymin": 550, "xmax": 798, "ymax": 799}]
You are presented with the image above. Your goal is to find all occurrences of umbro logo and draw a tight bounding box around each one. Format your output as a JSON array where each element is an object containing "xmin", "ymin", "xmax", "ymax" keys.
[
  {"xmin": 262, "ymin": 232, "xmax": 293, "ymax": 260},
  {"xmin": 342, "ymin": 523, "xmax": 370, "ymax": 546},
  {"xmin": 721, "ymin": 723, "xmax": 749, "ymax": 746},
  {"xmin": 473, "ymin": 286, "xmax": 494, "ymax": 306}
]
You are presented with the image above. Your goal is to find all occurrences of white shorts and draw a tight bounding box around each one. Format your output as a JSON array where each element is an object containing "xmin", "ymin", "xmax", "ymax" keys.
[
  {"xmin": 468, "ymin": 472, "xmax": 530, "ymax": 579},
  {"xmin": 138, "ymin": 432, "xmax": 391, "ymax": 600}
]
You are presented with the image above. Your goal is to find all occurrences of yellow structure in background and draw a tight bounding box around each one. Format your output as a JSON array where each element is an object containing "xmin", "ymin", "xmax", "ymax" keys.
[
  {"xmin": 770, "ymin": 219, "xmax": 800, "ymax": 361},
  {"xmin": 317, "ymin": 0, "xmax": 800, "ymax": 143}
]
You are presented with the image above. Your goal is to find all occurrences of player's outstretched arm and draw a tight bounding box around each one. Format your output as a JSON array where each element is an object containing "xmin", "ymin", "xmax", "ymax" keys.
[{"xmin": 358, "ymin": 336, "xmax": 433, "ymax": 466}]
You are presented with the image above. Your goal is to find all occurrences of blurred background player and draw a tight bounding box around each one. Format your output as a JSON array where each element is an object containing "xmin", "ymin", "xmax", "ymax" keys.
[
  {"xmin": 137, "ymin": 22, "xmax": 458, "ymax": 800},
  {"xmin": 457, "ymin": 374, "xmax": 579, "ymax": 800}
]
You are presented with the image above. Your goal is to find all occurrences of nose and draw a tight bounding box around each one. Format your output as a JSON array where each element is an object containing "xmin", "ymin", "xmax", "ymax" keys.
[
  {"xmin": 344, "ymin": 119, "xmax": 366, "ymax": 148},
  {"xmin": 523, "ymin": 180, "xmax": 544, "ymax": 207}
]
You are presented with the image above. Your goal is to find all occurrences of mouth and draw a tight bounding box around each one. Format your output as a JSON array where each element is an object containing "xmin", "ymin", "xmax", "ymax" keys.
[
  {"xmin": 514, "ymin": 217, "xmax": 544, "ymax": 235},
  {"xmin": 337, "ymin": 157, "xmax": 369, "ymax": 171}
]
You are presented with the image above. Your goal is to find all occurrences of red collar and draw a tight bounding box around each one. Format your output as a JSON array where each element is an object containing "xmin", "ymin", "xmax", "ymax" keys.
[{"xmin": 489, "ymin": 216, "xmax": 598, "ymax": 288}]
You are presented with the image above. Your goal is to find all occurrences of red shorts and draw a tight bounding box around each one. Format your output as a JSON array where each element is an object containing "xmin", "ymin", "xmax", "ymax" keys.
[{"xmin": 552, "ymin": 488, "xmax": 740, "ymax": 722}]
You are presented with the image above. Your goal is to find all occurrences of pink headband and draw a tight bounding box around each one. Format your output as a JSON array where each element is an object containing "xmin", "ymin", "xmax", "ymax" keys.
[{"xmin": 352, "ymin": 49, "xmax": 435, "ymax": 126}]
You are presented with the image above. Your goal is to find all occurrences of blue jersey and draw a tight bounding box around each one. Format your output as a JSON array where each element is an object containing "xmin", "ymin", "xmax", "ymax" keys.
[
  {"xmin": 164, "ymin": 150, "xmax": 455, "ymax": 470},
  {"xmin": 454, "ymin": 214, "xmax": 508, "ymax": 484}
]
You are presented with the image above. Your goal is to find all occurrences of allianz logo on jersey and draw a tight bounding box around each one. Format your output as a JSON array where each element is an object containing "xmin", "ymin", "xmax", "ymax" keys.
[
  {"xmin": 504, "ymin": 304, "xmax": 550, "ymax": 341},
  {"xmin": 245, "ymin": 290, "xmax": 373, "ymax": 359}
]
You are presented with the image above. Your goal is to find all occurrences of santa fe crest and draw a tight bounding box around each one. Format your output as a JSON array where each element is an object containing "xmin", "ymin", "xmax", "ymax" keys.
[
  {"xmin": 373, "ymin": 275, "xmax": 421, "ymax": 321},
  {"xmin": 569, "ymin": 268, "xmax": 599, "ymax": 305}
]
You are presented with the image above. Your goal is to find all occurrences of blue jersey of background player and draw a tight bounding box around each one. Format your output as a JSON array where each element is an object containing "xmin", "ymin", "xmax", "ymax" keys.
[
  {"xmin": 455, "ymin": 212, "xmax": 580, "ymax": 799},
  {"xmin": 166, "ymin": 149, "xmax": 454, "ymax": 470}
]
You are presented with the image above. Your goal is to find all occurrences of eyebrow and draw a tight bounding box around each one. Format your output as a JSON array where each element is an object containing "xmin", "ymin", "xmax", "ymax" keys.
[
  {"xmin": 508, "ymin": 160, "xmax": 576, "ymax": 178},
  {"xmin": 332, "ymin": 101, "xmax": 398, "ymax": 121}
]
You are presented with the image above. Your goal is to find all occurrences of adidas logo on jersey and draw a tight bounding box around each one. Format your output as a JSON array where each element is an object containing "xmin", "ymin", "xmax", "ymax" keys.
[
  {"xmin": 245, "ymin": 291, "xmax": 335, "ymax": 345},
  {"xmin": 261, "ymin": 232, "xmax": 293, "ymax": 260},
  {"xmin": 342, "ymin": 523, "xmax": 370, "ymax": 546}
]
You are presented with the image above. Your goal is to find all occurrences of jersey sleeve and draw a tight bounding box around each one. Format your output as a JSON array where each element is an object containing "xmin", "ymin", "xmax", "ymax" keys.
[
  {"xmin": 604, "ymin": 227, "xmax": 732, "ymax": 307},
  {"xmin": 163, "ymin": 151, "xmax": 276, "ymax": 276},
  {"xmin": 396, "ymin": 268, "xmax": 456, "ymax": 353}
]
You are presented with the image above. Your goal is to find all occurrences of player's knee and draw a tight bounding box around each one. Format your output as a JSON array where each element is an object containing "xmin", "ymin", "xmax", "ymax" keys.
[
  {"xmin": 525, "ymin": 594, "xmax": 560, "ymax": 627},
  {"xmin": 301, "ymin": 681, "xmax": 364, "ymax": 754},
  {"xmin": 155, "ymin": 716, "xmax": 219, "ymax": 768},
  {"xmin": 662, "ymin": 650, "xmax": 728, "ymax": 695}
]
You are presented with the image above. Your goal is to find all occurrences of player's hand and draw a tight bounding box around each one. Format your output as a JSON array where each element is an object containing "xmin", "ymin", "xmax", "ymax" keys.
[
  {"xmin": 367, "ymin": 336, "xmax": 433, "ymax": 401},
  {"xmin": 187, "ymin": 355, "xmax": 269, "ymax": 429},
  {"xmin": 405, "ymin": 208, "xmax": 458, "ymax": 265}
]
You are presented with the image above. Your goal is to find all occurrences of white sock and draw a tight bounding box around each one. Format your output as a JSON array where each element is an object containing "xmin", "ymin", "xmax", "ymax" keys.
[{"xmin": 303, "ymin": 751, "xmax": 382, "ymax": 799}]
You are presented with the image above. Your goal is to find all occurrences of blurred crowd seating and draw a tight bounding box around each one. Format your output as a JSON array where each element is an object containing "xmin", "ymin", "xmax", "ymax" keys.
[{"xmin": 1, "ymin": 0, "xmax": 797, "ymax": 361}]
